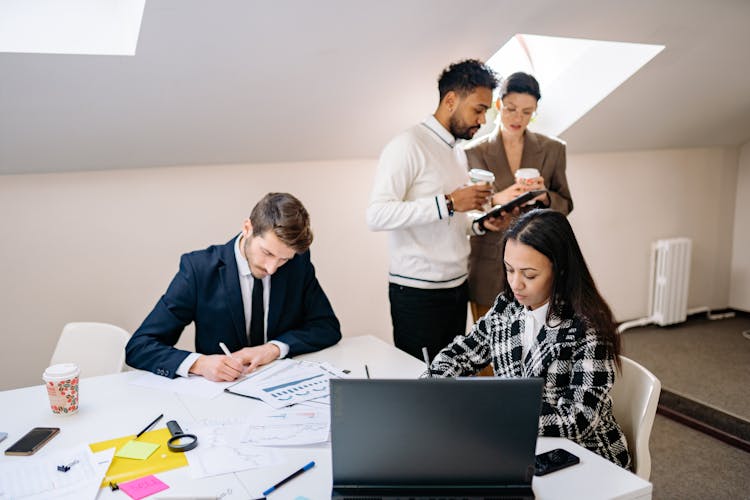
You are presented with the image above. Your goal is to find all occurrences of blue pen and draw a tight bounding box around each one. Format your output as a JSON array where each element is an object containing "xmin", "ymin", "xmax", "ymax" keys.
[{"xmin": 262, "ymin": 461, "xmax": 315, "ymax": 496}]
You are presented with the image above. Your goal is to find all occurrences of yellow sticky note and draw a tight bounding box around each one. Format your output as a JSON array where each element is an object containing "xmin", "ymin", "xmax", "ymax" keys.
[
  {"xmin": 115, "ymin": 440, "xmax": 160, "ymax": 460},
  {"xmin": 90, "ymin": 428, "xmax": 188, "ymax": 487}
]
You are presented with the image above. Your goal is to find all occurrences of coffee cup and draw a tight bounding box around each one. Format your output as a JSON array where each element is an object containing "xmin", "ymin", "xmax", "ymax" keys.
[
  {"xmin": 469, "ymin": 168, "xmax": 495, "ymax": 187},
  {"xmin": 468, "ymin": 168, "xmax": 495, "ymax": 211},
  {"xmin": 515, "ymin": 168, "xmax": 540, "ymax": 186},
  {"xmin": 43, "ymin": 363, "xmax": 80, "ymax": 415}
]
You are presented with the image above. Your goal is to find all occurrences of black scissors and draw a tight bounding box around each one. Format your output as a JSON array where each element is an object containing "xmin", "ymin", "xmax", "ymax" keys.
[{"xmin": 166, "ymin": 420, "xmax": 198, "ymax": 452}]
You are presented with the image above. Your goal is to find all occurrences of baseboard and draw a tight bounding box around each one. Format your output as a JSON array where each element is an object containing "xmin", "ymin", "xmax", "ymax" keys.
[
  {"xmin": 617, "ymin": 308, "xmax": 749, "ymax": 330},
  {"xmin": 657, "ymin": 389, "xmax": 750, "ymax": 453}
]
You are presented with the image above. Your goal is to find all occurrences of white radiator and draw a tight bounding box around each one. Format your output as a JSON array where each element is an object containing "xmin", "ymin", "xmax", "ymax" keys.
[{"xmin": 648, "ymin": 238, "xmax": 692, "ymax": 326}]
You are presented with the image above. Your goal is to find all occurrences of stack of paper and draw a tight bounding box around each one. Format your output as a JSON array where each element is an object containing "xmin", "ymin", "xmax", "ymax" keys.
[{"xmin": 225, "ymin": 359, "xmax": 346, "ymax": 408}]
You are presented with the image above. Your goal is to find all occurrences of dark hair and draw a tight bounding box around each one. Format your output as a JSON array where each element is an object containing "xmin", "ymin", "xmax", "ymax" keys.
[
  {"xmin": 438, "ymin": 59, "xmax": 499, "ymax": 101},
  {"xmin": 501, "ymin": 209, "xmax": 620, "ymax": 365},
  {"xmin": 249, "ymin": 193, "xmax": 313, "ymax": 253},
  {"xmin": 500, "ymin": 71, "xmax": 541, "ymax": 101}
]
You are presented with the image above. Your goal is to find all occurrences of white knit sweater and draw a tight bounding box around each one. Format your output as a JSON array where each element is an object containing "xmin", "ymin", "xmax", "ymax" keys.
[{"xmin": 367, "ymin": 115, "xmax": 474, "ymax": 289}]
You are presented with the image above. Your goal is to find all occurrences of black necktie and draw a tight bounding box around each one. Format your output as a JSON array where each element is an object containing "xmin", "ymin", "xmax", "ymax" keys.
[{"xmin": 249, "ymin": 277, "xmax": 265, "ymax": 347}]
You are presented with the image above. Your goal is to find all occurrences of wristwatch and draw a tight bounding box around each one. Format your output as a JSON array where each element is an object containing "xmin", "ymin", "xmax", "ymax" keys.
[{"xmin": 445, "ymin": 195, "xmax": 455, "ymax": 216}]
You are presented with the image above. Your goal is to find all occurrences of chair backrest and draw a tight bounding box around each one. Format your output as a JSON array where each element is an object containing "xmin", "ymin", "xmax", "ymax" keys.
[
  {"xmin": 610, "ymin": 355, "xmax": 661, "ymax": 480},
  {"xmin": 50, "ymin": 322, "xmax": 131, "ymax": 377}
]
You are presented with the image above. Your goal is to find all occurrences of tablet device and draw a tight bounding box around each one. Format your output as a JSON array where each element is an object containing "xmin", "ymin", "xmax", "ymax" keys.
[{"xmin": 475, "ymin": 190, "xmax": 547, "ymax": 226}]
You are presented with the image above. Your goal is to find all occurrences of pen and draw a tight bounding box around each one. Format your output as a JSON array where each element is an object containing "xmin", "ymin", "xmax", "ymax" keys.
[
  {"xmin": 219, "ymin": 342, "xmax": 233, "ymax": 357},
  {"xmin": 365, "ymin": 365, "xmax": 370, "ymax": 379},
  {"xmin": 262, "ymin": 460, "xmax": 315, "ymax": 496},
  {"xmin": 135, "ymin": 413, "xmax": 163, "ymax": 439},
  {"xmin": 422, "ymin": 346, "xmax": 432, "ymax": 378}
]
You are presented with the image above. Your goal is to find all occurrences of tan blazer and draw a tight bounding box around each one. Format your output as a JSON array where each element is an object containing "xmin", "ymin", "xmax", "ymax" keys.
[{"xmin": 464, "ymin": 130, "xmax": 573, "ymax": 306}]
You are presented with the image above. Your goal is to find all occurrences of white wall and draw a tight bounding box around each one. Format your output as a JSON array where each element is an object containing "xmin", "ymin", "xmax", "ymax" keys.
[
  {"xmin": 730, "ymin": 140, "xmax": 750, "ymax": 311},
  {"xmin": 0, "ymin": 146, "xmax": 740, "ymax": 390},
  {"xmin": 568, "ymin": 147, "xmax": 739, "ymax": 321},
  {"xmin": 0, "ymin": 160, "xmax": 391, "ymax": 390}
]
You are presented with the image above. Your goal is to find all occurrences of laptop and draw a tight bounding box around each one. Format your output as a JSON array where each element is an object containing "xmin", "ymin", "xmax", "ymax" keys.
[{"xmin": 330, "ymin": 377, "xmax": 543, "ymax": 500}]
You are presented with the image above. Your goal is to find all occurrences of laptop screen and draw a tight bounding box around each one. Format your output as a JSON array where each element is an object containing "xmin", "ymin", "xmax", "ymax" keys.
[{"xmin": 330, "ymin": 377, "xmax": 543, "ymax": 489}]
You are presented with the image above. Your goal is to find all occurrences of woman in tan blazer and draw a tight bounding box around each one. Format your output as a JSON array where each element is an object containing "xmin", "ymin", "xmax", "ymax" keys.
[{"xmin": 464, "ymin": 72, "xmax": 573, "ymax": 320}]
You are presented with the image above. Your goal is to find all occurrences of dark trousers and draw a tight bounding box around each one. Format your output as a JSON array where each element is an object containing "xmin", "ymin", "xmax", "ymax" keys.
[{"xmin": 389, "ymin": 281, "xmax": 469, "ymax": 361}]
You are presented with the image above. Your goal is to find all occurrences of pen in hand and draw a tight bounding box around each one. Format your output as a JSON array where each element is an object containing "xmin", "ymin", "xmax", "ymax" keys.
[
  {"xmin": 135, "ymin": 413, "xmax": 163, "ymax": 439},
  {"xmin": 422, "ymin": 346, "xmax": 432, "ymax": 378},
  {"xmin": 219, "ymin": 342, "xmax": 234, "ymax": 358}
]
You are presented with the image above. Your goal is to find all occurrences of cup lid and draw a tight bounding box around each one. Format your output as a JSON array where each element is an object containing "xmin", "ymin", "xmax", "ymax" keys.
[
  {"xmin": 515, "ymin": 168, "xmax": 540, "ymax": 178},
  {"xmin": 469, "ymin": 168, "xmax": 495, "ymax": 182},
  {"xmin": 44, "ymin": 363, "xmax": 79, "ymax": 379}
]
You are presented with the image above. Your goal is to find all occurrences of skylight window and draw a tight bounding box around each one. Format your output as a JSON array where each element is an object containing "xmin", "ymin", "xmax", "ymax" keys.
[
  {"xmin": 0, "ymin": 0, "xmax": 145, "ymax": 56},
  {"xmin": 480, "ymin": 34, "xmax": 664, "ymax": 138}
]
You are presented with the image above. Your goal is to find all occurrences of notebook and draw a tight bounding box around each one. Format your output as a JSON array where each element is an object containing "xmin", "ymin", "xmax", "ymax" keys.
[{"xmin": 330, "ymin": 377, "xmax": 543, "ymax": 500}]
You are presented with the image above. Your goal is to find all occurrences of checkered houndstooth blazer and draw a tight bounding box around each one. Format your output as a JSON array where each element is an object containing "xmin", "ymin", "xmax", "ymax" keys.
[{"xmin": 431, "ymin": 293, "xmax": 632, "ymax": 470}]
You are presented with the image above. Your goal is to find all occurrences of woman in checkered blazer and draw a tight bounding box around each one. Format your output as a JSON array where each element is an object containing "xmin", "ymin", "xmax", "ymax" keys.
[{"xmin": 430, "ymin": 209, "xmax": 631, "ymax": 469}]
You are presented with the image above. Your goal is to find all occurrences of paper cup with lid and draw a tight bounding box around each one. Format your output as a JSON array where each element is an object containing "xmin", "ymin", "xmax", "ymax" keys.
[
  {"xmin": 469, "ymin": 168, "xmax": 495, "ymax": 187},
  {"xmin": 468, "ymin": 168, "xmax": 495, "ymax": 210},
  {"xmin": 515, "ymin": 168, "xmax": 540, "ymax": 186},
  {"xmin": 43, "ymin": 363, "xmax": 80, "ymax": 415}
]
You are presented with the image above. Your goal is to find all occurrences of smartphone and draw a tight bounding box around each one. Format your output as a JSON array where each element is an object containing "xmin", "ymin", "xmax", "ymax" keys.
[
  {"xmin": 475, "ymin": 189, "xmax": 547, "ymax": 225},
  {"xmin": 4, "ymin": 427, "xmax": 60, "ymax": 456},
  {"xmin": 534, "ymin": 448, "xmax": 580, "ymax": 476}
]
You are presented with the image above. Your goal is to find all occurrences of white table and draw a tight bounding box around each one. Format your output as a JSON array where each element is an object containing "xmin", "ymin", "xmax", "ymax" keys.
[{"xmin": 0, "ymin": 335, "xmax": 652, "ymax": 499}]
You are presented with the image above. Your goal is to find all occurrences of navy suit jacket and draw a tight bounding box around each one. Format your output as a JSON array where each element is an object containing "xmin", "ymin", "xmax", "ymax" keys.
[{"xmin": 125, "ymin": 237, "xmax": 341, "ymax": 378}]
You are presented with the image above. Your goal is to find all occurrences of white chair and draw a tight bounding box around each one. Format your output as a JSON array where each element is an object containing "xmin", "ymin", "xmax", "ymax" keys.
[
  {"xmin": 50, "ymin": 322, "xmax": 131, "ymax": 377},
  {"xmin": 610, "ymin": 355, "xmax": 662, "ymax": 480}
]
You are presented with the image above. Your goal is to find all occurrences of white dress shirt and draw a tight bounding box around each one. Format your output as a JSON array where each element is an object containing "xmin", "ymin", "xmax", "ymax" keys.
[{"xmin": 522, "ymin": 301, "xmax": 550, "ymax": 361}]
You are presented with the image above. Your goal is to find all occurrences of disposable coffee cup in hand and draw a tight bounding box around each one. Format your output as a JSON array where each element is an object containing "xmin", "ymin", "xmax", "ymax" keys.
[
  {"xmin": 43, "ymin": 363, "xmax": 80, "ymax": 415},
  {"xmin": 469, "ymin": 168, "xmax": 495, "ymax": 187},
  {"xmin": 468, "ymin": 168, "xmax": 495, "ymax": 211},
  {"xmin": 515, "ymin": 168, "xmax": 540, "ymax": 186}
]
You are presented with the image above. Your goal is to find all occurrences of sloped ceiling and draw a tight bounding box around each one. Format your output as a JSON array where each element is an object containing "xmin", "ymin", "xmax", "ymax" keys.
[{"xmin": 1, "ymin": 0, "xmax": 749, "ymax": 174}]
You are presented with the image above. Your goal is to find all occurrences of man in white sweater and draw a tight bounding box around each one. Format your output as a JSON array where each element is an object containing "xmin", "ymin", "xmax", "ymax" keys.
[{"xmin": 366, "ymin": 59, "xmax": 500, "ymax": 360}]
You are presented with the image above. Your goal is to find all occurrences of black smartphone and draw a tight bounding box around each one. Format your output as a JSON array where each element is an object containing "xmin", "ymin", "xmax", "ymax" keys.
[
  {"xmin": 4, "ymin": 427, "xmax": 60, "ymax": 456},
  {"xmin": 475, "ymin": 189, "xmax": 547, "ymax": 225},
  {"xmin": 534, "ymin": 448, "xmax": 580, "ymax": 476}
]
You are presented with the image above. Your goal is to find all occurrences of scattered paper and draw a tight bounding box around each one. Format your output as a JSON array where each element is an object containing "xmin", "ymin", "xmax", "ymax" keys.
[
  {"xmin": 129, "ymin": 372, "xmax": 236, "ymax": 399},
  {"xmin": 0, "ymin": 445, "xmax": 114, "ymax": 500},
  {"xmin": 224, "ymin": 359, "xmax": 346, "ymax": 408},
  {"xmin": 182, "ymin": 421, "xmax": 284, "ymax": 479}
]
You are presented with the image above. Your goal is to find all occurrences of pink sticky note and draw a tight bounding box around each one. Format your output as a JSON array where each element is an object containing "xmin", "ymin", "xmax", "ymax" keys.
[{"xmin": 118, "ymin": 475, "xmax": 169, "ymax": 500}]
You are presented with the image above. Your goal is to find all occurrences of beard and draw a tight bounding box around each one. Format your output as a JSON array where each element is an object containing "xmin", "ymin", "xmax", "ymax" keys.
[{"xmin": 448, "ymin": 114, "xmax": 479, "ymax": 140}]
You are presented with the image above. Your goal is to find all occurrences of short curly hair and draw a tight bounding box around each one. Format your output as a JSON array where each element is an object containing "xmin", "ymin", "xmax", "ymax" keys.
[
  {"xmin": 249, "ymin": 193, "xmax": 313, "ymax": 253},
  {"xmin": 438, "ymin": 59, "xmax": 499, "ymax": 101}
]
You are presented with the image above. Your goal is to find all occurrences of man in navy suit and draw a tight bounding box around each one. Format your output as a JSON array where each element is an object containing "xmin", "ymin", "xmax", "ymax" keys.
[{"xmin": 125, "ymin": 192, "xmax": 342, "ymax": 381}]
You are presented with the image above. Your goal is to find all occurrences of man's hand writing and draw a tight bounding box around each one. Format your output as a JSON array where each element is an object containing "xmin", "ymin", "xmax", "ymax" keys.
[{"xmin": 189, "ymin": 354, "xmax": 245, "ymax": 382}]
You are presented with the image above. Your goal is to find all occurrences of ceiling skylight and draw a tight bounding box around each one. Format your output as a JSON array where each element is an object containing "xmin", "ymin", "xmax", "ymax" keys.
[
  {"xmin": 0, "ymin": 0, "xmax": 145, "ymax": 56},
  {"xmin": 480, "ymin": 34, "xmax": 664, "ymax": 138}
]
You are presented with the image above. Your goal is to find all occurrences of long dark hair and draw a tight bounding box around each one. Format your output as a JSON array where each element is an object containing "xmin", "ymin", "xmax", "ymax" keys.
[{"xmin": 501, "ymin": 209, "xmax": 621, "ymax": 364}]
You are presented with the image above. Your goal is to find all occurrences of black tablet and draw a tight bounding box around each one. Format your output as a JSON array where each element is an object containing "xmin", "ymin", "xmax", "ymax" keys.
[{"xmin": 474, "ymin": 190, "xmax": 547, "ymax": 226}]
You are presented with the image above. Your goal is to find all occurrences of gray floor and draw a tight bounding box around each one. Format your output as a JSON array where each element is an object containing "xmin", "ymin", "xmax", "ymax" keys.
[
  {"xmin": 621, "ymin": 315, "xmax": 750, "ymax": 499},
  {"xmin": 622, "ymin": 316, "xmax": 750, "ymax": 420}
]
